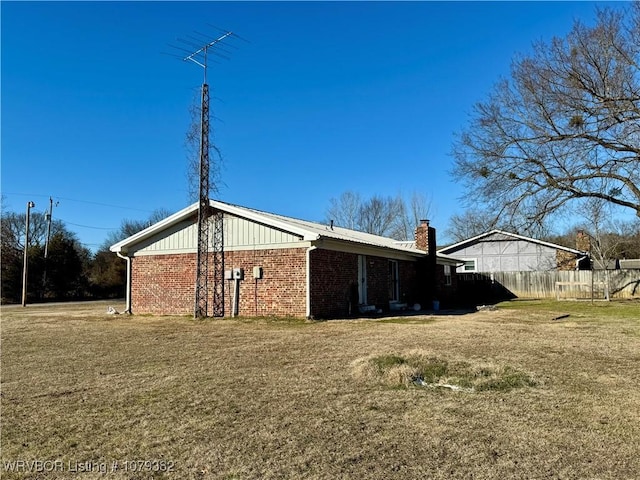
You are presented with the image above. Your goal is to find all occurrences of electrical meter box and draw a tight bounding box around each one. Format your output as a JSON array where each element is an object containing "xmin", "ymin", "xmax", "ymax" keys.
[
  {"xmin": 232, "ymin": 268, "xmax": 244, "ymax": 280},
  {"xmin": 253, "ymin": 266, "xmax": 263, "ymax": 279}
]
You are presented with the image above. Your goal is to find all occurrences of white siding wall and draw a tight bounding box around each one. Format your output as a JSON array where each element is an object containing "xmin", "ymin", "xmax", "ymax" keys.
[
  {"xmin": 224, "ymin": 215, "xmax": 301, "ymax": 247},
  {"xmin": 455, "ymin": 240, "xmax": 558, "ymax": 272},
  {"xmin": 131, "ymin": 214, "xmax": 303, "ymax": 255},
  {"xmin": 131, "ymin": 220, "xmax": 197, "ymax": 254}
]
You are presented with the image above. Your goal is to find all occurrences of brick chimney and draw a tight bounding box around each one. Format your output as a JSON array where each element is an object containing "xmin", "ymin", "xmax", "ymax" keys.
[
  {"xmin": 415, "ymin": 219, "xmax": 436, "ymax": 255},
  {"xmin": 415, "ymin": 219, "xmax": 438, "ymax": 306},
  {"xmin": 576, "ymin": 230, "xmax": 591, "ymax": 252}
]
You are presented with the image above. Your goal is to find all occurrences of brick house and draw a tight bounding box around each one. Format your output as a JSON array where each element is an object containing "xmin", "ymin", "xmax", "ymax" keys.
[{"xmin": 110, "ymin": 200, "xmax": 461, "ymax": 318}]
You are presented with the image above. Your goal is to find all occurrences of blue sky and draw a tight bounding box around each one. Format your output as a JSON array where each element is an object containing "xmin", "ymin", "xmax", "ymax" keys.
[{"xmin": 2, "ymin": 1, "xmax": 612, "ymax": 250}]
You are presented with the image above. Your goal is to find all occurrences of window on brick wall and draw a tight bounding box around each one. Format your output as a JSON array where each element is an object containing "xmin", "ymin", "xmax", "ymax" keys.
[
  {"xmin": 444, "ymin": 265, "xmax": 452, "ymax": 286},
  {"xmin": 388, "ymin": 260, "xmax": 399, "ymax": 301}
]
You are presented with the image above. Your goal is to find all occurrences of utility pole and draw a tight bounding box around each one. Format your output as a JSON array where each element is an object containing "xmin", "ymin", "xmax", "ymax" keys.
[
  {"xmin": 42, "ymin": 197, "xmax": 58, "ymax": 292},
  {"xmin": 44, "ymin": 197, "xmax": 57, "ymax": 259},
  {"xmin": 179, "ymin": 30, "xmax": 235, "ymax": 319},
  {"xmin": 22, "ymin": 201, "xmax": 35, "ymax": 307}
]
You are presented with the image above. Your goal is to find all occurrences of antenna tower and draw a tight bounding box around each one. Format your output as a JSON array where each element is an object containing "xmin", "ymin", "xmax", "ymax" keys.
[{"xmin": 179, "ymin": 30, "xmax": 234, "ymax": 318}]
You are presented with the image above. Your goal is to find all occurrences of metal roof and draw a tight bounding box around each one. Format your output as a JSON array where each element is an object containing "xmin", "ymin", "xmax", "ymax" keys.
[{"xmin": 111, "ymin": 200, "xmax": 462, "ymax": 264}]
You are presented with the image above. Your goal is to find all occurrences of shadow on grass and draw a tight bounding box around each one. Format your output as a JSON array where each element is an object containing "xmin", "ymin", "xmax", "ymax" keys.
[{"xmin": 356, "ymin": 307, "xmax": 478, "ymax": 324}]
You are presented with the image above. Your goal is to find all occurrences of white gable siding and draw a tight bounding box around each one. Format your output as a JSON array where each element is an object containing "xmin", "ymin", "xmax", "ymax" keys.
[
  {"xmin": 454, "ymin": 239, "xmax": 558, "ymax": 272},
  {"xmin": 130, "ymin": 219, "xmax": 198, "ymax": 254},
  {"xmin": 224, "ymin": 215, "xmax": 302, "ymax": 247},
  {"xmin": 130, "ymin": 214, "xmax": 303, "ymax": 255}
]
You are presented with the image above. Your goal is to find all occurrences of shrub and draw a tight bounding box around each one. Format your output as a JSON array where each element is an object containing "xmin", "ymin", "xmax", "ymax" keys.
[{"xmin": 354, "ymin": 351, "xmax": 538, "ymax": 392}]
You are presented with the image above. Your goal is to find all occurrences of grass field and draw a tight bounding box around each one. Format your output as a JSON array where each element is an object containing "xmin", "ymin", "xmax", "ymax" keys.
[{"xmin": 1, "ymin": 299, "xmax": 639, "ymax": 479}]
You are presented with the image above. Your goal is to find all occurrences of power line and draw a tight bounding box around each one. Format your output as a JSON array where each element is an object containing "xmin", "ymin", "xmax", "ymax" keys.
[
  {"xmin": 56, "ymin": 196, "xmax": 153, "ymax": 213},
  {"xmin": 59, "ymin": 219, "xmax": 118, "ymax": 230},
  {"xmin": 3, "ymin": 192, "xmax": 153, "ymax": 213}
]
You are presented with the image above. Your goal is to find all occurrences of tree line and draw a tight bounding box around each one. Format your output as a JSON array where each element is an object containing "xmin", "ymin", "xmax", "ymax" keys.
[{"xmin": 0, "ymin": 204, "xmax": 169, "ymax": 305}]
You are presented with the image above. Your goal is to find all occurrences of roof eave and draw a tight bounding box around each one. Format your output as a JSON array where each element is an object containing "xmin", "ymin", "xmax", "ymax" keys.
[
  {"xmin": 109, "ymin": 203, "xmax": 199, "ymax": 253},
  {"xmin": 210, "ymin": 200, "xmax": 318, "ymax": 240},
  {"xmin": 436, "ymin": 253, "xmax": 465, "ymax": 266},
  {"xmin": 109, "ymin": 200, "xmax": 321, "ymax": 254}
]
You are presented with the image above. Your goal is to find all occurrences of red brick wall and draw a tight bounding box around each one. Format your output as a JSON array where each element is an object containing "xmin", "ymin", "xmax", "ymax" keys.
[
  {"xmin": 131, "ymin": 247, "xmax": 418, "ymax": 318},
  {"xmin": 308, "ymin": 249, "xmax": 357, "ymax": 318},
  {"xmin": 366, "ymin": 256, "xmax": 392, "ymax": 308},
  {"xmin": 399, "ymin": 261, "xmax": 418, "ymax": 305},
  {"xmin": 131, "ymin": 249, "xmax": 307, "ymax": 317},
  {"xmin": 224, "ymin": 248, "xmax": 307, "ymax": 318},
  {"xmin": 131, "ymin": 254, "xmax": 196, "ymax": 315},
  {"xmin": 435, "ymin": 264, "xmax": 458, "ymax": 307},
  {"xmin": 309, "ymin": 250, "xmax": 418, "ymax": 319}
]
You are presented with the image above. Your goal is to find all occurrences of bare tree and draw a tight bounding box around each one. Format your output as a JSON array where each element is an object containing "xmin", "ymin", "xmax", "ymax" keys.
[
  {"xmin": 358, "ymin": 195, "xmax": 402, "ymax": 237},
  {"xmin": 326, "ymin": 191, "xmax": 362, "ymax": 230},
  {"xmin": 445, "ymin": 208, "xmax": 503, "ymax": 243},
  {"xmin": 452, "ymin": 5, "xmax": 640, "ymax": 229},
  {"xmin": 1, "ymin": 207, "xmax": 89, "ymax": 303},
  {"xmin": 1, "ymin": 211, "xmax": 67, "ymax": 250},
  {"xmin": 548, "ymin": 199, "xmax": 640, "ymax": 300},
  {"xmin": 90, "ymin": 208, "xmax": 172, "ymax": 301},
  {"xmin": 616, "ymin": 219, "xmax": 640, "ymax": 258},
  {"xmin": 549, "ymin": 212, "xmax": 640, "ymax": 258},
  {"xmin": 578, "ymin": 199, "xmax": 635, "ymax": 299},
  {"xmin": 185, "ymin": 94, "xmax": 224, "ymax": 203},
  {"xmin": 389, "ymin": 192, "xmax": 433, "ymax": 240},
  {"xmin": 445, "ymin": 207, "xmax": 554, "ymax": 244},
  {"xmin": 585, "ymin": 200, "xmax": 624, "ymax": 266},
  {"xmin": 324, "ymin": 191, "xmax": 432, "ymax": 240},
  {"xmin": 102, "ymin": 208, "xmax": 172, "ymax": 248}
]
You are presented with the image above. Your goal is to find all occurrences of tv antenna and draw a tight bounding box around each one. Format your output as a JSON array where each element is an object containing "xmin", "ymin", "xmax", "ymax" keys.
[{"xmin": 170, "ymin": 28, "xmax": 241, "ymax": 319}]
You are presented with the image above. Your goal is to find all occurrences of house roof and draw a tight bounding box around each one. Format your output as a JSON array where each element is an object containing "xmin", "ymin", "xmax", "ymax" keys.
[
  {"xmin": 593, "ymin": 258, "xmax": 620, "ymax": 270},
  {"xmin": 620, "ymin": 259, "xmax": 640, "ymax": 269},
  {"xmin": 110, "ymin": 200, "xmax": 462, "ymax": 264},
  {"xmin": 437, "ymin": 229, "xmax": 588, "ymax": 256},
  {"xmin": 391, "ymin": 240, "xmax": 468, "ymax": 265}
]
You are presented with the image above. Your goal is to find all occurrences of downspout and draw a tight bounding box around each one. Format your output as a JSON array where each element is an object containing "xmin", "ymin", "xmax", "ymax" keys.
[
  {"xmin": 306, "ymin": 245, "xmax": 318, "ymax": 319},
  {"xmin": 232, "ymin": 277, "xmax": 240, "ymax": 317},
  {"xmin": 116, "ymin": 251, "xmax": 132, "ymax": 314}
]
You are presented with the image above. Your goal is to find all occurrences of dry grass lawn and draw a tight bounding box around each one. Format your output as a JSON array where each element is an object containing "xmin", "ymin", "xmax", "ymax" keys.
[{"xmin": 1, "ymin": 299, "xmax": 639, "ymax": 479}]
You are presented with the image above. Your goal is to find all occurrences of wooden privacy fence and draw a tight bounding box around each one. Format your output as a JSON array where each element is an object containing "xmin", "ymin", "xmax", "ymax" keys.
[{"xmin": 458, "ymin": 270, "xmax": 640, "ymax": 301}]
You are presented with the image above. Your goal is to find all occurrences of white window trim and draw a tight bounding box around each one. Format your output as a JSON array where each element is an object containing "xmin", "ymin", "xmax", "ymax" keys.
[
  {"xmin": 389, "ymin": 260, "xmax": 399, "ymax": 302},
  {"xmin": 460, "ymin": 258, "xmax": 478, "ymax": 273},
  {"xmin": 444, "ymin": 265, "xmax": 452, "ymax": 286}
]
